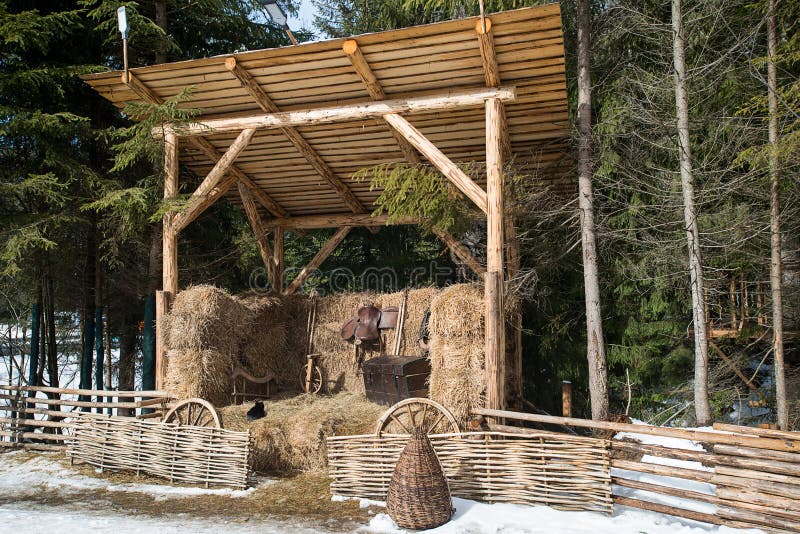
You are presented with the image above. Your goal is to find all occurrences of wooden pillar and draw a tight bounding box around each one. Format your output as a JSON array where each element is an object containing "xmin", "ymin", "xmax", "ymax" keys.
[
  {"xmin": 273, "ymin": 228, "xmax": 284, "ymax": 293},
  {"xmin": 163, "ymin": 132, "xmax": 179, "ymax": 298},
  {"xmin": 154, "ymin": 290, "xmax": 170, "ymax": 390},
  {"xmin": 159, "ymin": 132, "xmax": 179, "ymax": 390},
  {"xmin": 485, "ymin": 98, "xmax": 506, "ymax": 412}
]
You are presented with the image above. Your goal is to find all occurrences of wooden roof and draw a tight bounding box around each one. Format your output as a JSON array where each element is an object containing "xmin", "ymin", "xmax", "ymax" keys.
[{"xmin": 82, "ymin": 4, "xmax": 570, "ymax": 219}]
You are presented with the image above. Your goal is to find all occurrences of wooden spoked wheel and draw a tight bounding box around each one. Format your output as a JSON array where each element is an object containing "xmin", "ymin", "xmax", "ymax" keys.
[
  {"xmin": 299, "ymin": 364, "xmax": 323, "ymax": 394},
  {"xmin": 163, "ymin": 398, "xmax": 223, "ymax": 429},
  {"xmin": 375, "ymin": 398, "xmax": 459, "ymax": 438}
]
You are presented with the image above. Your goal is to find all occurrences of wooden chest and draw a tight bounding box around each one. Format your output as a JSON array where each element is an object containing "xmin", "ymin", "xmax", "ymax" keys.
[{"xmin": 362, "ymin": 355, "xmax": 431, "ymax": 406}]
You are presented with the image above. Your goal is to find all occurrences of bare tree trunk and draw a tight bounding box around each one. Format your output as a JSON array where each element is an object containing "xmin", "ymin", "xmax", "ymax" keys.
[
  {"xmin": 767, "ymin": 0, "xmax": 786, "ymax": 429},
  {"xmin": 154, "ymin": 0, "xmax": 168, "ymax": 64},
  {"xmin": 577, "ymin": 0, "xmax": 609, "ymax": 421},
  {"xmin": 672, "ymin": 0, "xmax": 711, "ymax": 425}
]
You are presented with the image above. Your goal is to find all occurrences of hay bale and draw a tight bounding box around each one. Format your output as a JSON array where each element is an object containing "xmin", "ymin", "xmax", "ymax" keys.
[
  {"xmin": 236, "ymin": 294, "xmax": 297, "ymax": 386},
  {"xmin": 163, "ymin": 348, "xmax": 233, "ymax": 406},
  {"xmin": 428, "ymin": 284, "xmax": 486, "ymax": 422},
  {"xmin": 162, "ymin": 285, "xmax": 254, "ymax": 403},
  {"xmin": 219, "ymin": 393, "xmax": 384, "ymax": 473}
]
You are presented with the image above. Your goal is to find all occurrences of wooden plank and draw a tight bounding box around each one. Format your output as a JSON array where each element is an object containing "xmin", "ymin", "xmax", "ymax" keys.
[
  {"xmin": 225, "ymin": 58, "xmax": 366, "ymax": 214},
  {"xmin": 284, "ymin": 227, "xmax": 351, "ymax": 295},
  {"xmin": 160, "ymin": 86, "xmax": 517, "ymax": 137},
  {"xmin": 613, "ymin": 496, "xmax": 722, "ymax": 526},
  {"xmin": 484, "ymin": 97, "xmax": 505, "ymax": 412},
  {"xmin": 238, "ymin": 181, "xmax": 277, "ymax": 287},
  {"xmin": 713, "ymin": 422, "xmax": 800, "ymax": 442},
  {"xmin": 383, "ymin": 113, "xmax": 488, "ymax": 213}
]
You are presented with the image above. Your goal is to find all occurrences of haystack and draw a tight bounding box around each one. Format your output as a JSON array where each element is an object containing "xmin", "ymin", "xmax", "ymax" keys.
[
  {"xmin": 219, "ymin": 393, "xmax": 384, "ymax": 473},
  {"xmin": 428, "ymin": 284, "xmax": 486, "ymax": 422},
  {"xmin": 162, "ymin": 285, "xmax": 254, "ymax": 405}
]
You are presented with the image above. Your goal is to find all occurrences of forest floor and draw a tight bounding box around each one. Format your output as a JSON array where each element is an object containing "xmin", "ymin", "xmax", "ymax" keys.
[{"xmin": 0, "ymin": 449, "xmax": 762, "ymax": 533}]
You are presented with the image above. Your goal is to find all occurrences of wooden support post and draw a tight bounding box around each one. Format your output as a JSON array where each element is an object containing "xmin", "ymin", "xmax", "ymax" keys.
[
  {"xmin": 562, "ymin": 381, "xmax": 573, "ymax": 417},
  {"xmin": 154, "ymin": 290, "xmax": 170, "ymax": 390},
  {"xmin": 383, "ymin": 113, "xmax": 488, "ymax": 214},
  {"xmin": 432, "ymin": 228, "xmax": 486, "ymax": 277},
  {"xmin": 238, "ymin": 182, "xmax": 277, "ymax": 288},
  {"xmin": 158, "ymin": 86, "xmax": 516, "ymax": 137},
  {"xmin": 163, "ymin": 132, "xmax": 179, "ymax": 298},
  {"xmin": 485, "ymin": 97, "xmax": 505, "ymax": 413},
  {"xmin": 273, "ymin": 227, "xmax": 284, "ymax": 293},
  {"xmin": 285, "ymin": 227, "xmax": 351, "ymax": 295}
]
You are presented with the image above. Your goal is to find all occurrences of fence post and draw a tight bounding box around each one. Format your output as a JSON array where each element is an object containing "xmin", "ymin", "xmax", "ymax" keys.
[{"xmin": 562, "ymin": 381, "xmax": 572, "ymax": 418}]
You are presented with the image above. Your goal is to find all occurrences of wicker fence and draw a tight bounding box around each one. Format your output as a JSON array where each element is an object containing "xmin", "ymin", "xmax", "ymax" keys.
[
  {"xmin": 0, "ymin": 384, "xmax": 173, "ymax": 451},
  {"xmin": 327, "ymin": 431, "xmax": 612, "ymax": 514},
  {"xmin": 68, "ymin": 415, "xmax": 253, "ymax": 489}
]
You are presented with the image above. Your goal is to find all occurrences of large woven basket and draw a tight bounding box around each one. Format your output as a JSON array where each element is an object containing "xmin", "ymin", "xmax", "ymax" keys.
[{"xmin": 386, "ymin": 429, "xmax": 453, "ymax": 530}]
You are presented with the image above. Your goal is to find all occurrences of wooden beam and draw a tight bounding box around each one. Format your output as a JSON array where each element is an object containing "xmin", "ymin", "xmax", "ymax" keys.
[
  {"xmin": 163, "ymin": 131, "xmax": 179, "ymax": 297},
  {"xmin": 342, "ymin": 40, "xmax": 421, "ymax": 165},
  {"xmin": 225, "ymin": 58, "xmax": 366, "ymax": 214},
  {"xmin": 285, "ymin": 227, "xmax": 351, "ymax": 295},
  {"xmin": 238, "ymin": 182, "xmax": 277, "ymax": 288},
  {"xmin": 172, "ymin": 129, "xmax": 255, "ymax": 232},
  {"xmin": 485, "ymin": 97, "xmax": 505, "ymax": 412},
  {"xmin": 475, "ymin": 18, "xmax": 501, "ymax": 88},
  {"xmin": 474, "ymin": 19, "xmax": 511, "ymax": 159},
  {"xmin": 264, "ymin": 213, "xmax": 416, "ymax": 230},
  {"xmin": 159, "ymin": 86, "xmax": 516, "ymax": 137},
  {"xmin": 383, "ymin": 113, "xmax": 488, "ymax": 214},
  {"xmin": 188, "ymin": 137, "xmax": 288, "ymax": 218},
  {"xmin": 121, "ymin": 71, "xmax": 290, "ymax": 221},
  {"xmin": 273, "ymin": 227, "xmax": 284, "ymax": 293},
  {"xmin": 432, "ymin": 228, "xmax": 486, "ymax": 276}
]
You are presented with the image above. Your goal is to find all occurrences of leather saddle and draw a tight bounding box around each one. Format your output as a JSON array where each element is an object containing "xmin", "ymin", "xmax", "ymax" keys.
[{"xmin": 341, "ymin": 305, "xmax": 398, "ymax": 346}]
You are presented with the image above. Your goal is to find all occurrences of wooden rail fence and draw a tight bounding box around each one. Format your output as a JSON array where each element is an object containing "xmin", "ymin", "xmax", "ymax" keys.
[
  {"xmin": 0, "ymin": 384, "xmax": 174, "ymax": 451},
  {"xmin": 475, "ymin": 407, "xmax": 800, "ymax": 533}
]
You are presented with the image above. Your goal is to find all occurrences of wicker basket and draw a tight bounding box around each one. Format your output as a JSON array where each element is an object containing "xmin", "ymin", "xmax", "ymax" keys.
[{"xmin": 386, "ymin": 429, "xmax": 453, "ymax": 530}]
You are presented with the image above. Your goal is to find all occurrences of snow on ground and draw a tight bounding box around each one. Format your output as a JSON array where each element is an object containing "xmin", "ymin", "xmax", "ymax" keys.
[
  {"xmin": 0, "ymin": 424, "xmax": 768, "ymax": 534},
  {"xmin": 0, "ymin": 450, "xmax": 259, "ymax": 499},
  {"xmin": 0, "ymin": 504, "xmax": 331, "ymax": 534},
  {"xmin": 360, "ymin": 498, "xmax": 761, "ymax": 534}
]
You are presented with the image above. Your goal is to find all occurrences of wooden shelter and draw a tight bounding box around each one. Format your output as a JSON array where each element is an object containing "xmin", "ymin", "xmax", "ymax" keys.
[{"xmin": 82, "ymin": 4, "xmax": 570, "ymax": 412}]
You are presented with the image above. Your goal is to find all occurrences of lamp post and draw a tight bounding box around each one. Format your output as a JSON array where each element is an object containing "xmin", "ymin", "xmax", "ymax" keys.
[
  {"xmin": 257, "ymin": 0, "xmax": 298, "ymax": 45},
  {"xmin": 117, "ymin": 6, "xmax": 129, "ymax": 80}
]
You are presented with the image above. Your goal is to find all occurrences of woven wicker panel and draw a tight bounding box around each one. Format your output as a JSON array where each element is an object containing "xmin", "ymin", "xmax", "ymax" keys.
[
  {"xmin": 387, "ymin": 430, "xmax": 453, "ymax": 529},
  {"xmin": 67, "ymin": 415, "xmax": 253, "ymax": 489},
  {"xmin": 328, "ymin": 431, "xmax": 612, "ymax": 514}
]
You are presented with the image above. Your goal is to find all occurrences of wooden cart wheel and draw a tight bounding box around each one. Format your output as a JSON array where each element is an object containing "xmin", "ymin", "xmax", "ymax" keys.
[
  {"xmin": 163, "ymin": 398, "xmax": 223, "ymax": 429},
  {"xmin": 375, "ymin": 398, "xmax": 459, "ymax": 438},
  {"xmin": 299, "ymin": 364, "xmax": 323, "ymax": 394}
]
